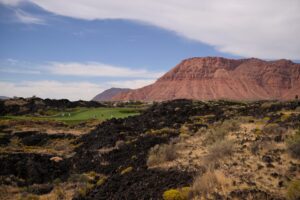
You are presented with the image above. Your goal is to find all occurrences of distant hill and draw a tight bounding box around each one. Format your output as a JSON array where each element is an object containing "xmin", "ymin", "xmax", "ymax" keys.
[
  {"xmin": 0, "ymin": 96, "xmax": 10, "ymax": 100},
  {"xmin": 0, "ymin": 97, "xmax": 105, "ymax": 115},
  {"xmin": 92, "ymin": 88, "xmax": 132, "ymax": 101},
  {"xmin": 112, "ymin": 57, "xmax": 300, "ymax": 101}
]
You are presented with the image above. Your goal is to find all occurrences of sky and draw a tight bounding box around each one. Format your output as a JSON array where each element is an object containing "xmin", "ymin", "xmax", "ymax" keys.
[{"xmin": 0, "ymin": 0, "xmax": 299, "ymax": 100}]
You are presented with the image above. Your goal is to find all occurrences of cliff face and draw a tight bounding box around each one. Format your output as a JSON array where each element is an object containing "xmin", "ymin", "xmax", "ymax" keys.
[{"xmin": 113, "ymin": 57, "xmax": 300, "ymax": 101}]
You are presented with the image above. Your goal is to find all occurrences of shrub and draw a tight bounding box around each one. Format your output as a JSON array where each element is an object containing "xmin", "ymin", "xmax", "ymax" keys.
[
  {"xmin": 75, "ymin": 183, "xmax": 94, "ymax": 198},
  {"xmin": 252, "ymin": 128, "xmax": 262, "ymax": 135},
  {"xmin": 68, "ymin": 174, "xmax": 90, "ymax": 183},
  {"xmin": 115, "ymin": 140, "xmax": 125, "ymax": 149},
  {"xmin": 147, "ymin": 127, "xmax": 177, "ymax": 136},
  {"xmin": 19, "ymin": 194, "xmax": 40, "ymax": 200},
  {"xmin": 96, "ymin": 177, "xmax": 107, "ymax": 186},
  {"xmin": 262, "ymin": 123, "xmax": 286, "ymax": 135},
  {"xmin": 179, "ymin": 187, "xmax": 190, "ymax": 199},
  {"xmin": 163, "ymin": 189, "xmax": 182, "ymax": 200},
  {"xmin": 147, "ymin": 143, "xmax": 177, "ymax": 167},
  {"xmin": 287, "ymin": 129, "xmax": 300, "ymax": 159},
  {"xmin": 286, "ymin": 180, "xmax": 300, "ymax": 200},
  {"xmin": 179, "ymin": 125, "xmax": 190, "ymax": 135},
  {"xmin": 162, "ymin": 187, "xmax": 190, "ymax": 200},
  {"xmin": 206, "ymin": 139, "xmax": 234, "ymax": 166},
  {"xmin": 203, "ymin": 128, "xmax": 226, "ymax": 145},
  {"xmin": 221, "ymin": 119, "xmax": 241, "ymax": 132},
  {"xmin": 53, "ymin": 186, "xmax": 66, "ymax": 200},
  {"xmin": 205, "ymin": 120, "xmax": 240, "ymax": 141},
  {"xmin": 250, "ymin": 141, "xmax": 260, "ymax": 155},
  {"xmin": 120, "ymin": 166, "xmax": 133, "ymax": 175},
  {"xmin": 190, "ymin": 170, "xmax": 229, "ymax": 198},
  {"xmin": 26, "ymin": 184, "xmax": 54, "ymax": 195}
]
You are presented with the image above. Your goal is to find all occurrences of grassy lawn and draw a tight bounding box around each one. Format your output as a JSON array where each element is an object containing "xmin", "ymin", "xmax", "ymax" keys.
[{"xmin": 1, "ymin": 107, "xmax": 140, "ymax": 124}]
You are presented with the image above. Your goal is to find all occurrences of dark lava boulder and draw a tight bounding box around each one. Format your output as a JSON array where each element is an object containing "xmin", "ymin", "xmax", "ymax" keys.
[
  {"xmin": 0, "ymin": 153, "xmax": 70, "ymax": 185},
  {"xmin": 79, "ymin": 170, "xmax": 193, "ymax": 200}
]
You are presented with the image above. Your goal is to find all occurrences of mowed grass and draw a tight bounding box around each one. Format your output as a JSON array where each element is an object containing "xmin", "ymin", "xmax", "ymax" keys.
[{"xmin": 1, "ymin": 107, "xmax": 140, "ymax": 124}]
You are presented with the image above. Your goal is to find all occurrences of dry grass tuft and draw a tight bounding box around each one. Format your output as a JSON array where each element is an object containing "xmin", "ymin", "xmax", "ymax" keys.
[
  {"xmin": 147, "ymin": 143, "xmax": 177, "ymax": 167},
  {"xmin": 262, "ymin": 123, "xmax": 286, "ymax": 135},
  {"xmin": 190, "ymin": 170, "xmax": 230, "ymax": 199},
  {"xmin": 204, "ymin": 139, "xmax": 234, "ymax": 168},
  {"xmin": 287, "ymin": 129, "xmax": 300, "ymax": 159},
  {"xmin": 286, "ymin": 179, "xmax": 300, "ymax": 200}
]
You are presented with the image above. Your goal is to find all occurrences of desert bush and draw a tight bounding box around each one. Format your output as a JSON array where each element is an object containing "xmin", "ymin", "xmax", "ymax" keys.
[
  {"xmin": 203, "ymin": 120, "xmax": 239, "ymax": 146},
  {"xmin": 115, "ymin": 140, "xmax": 125, "ymax": 149},
  {"xmin": 163, "ymin": 189, "xmax": 182, "ymax": 200},
  {"xmin": 262, "ymin": 123, "xmax": 286, "ymax": 135},
  {"xmin": 96, "ymin": 177, "xmax": 107, "ymax": 186},
  {"xmin": 250, "ymin": 141, "xmax": 260, "ymax": 155},
  {"xmin": 147, "ymin": 143, "xmax": 177, "ymax": 167},
  {"xmin": 19, "ymin": 193, "xmax": 40, "ymax": 200},
  {"xmin": 53, "ymin": 186, "xmax": 66, "ymax": 200},
  {"xmin": 190, "ymin": 170, "xmax": 229, "ymax": 198},
  {"xmin": 221, "ymin": 119, "xmax": 241, "ymax": 132},
  {"xmin": 180, "ymin": 125, "xmax": 190, "ymax": 135},
  {"xmin": 26, "ymin": 184, "xmax": 53, "ymax": 195},
  {"xmin": 120, "ymin": 166, "xmax": 133, "ymax": 175},
  {"xmin": 203, "ymin": 128, "xmax": 226, "ymax": 146},
  {"xmin": 147, "ymin": 127, "xmax": 177, "ymax": 136},
  {"xmin": 287, "ymin": 129, "xmax": 300, "ymax": 159},
  {"xmin": 286, "ymin": 180, "xmax": 300, "ymax": 200},
  {"xmin": 205, "ymin": 140, "xmax": 234, "ymax": 168},
  {"xmin": 75, "ymin": 183, "xmax": 94, "ymax": 198},
  {"xmin": 68, "ymin": 174, "xmax": 90, "ymax": 183},
  {"xmin": 162, "ymin": 187, "xmax": 190, "ymax": 200},
  {"xmin": 261, "ymin": 101, "xmax": 279, "ymax": 110},
  {"xmin": 252, "ymin": 128, "xmax": 262, "ymax": 135}
]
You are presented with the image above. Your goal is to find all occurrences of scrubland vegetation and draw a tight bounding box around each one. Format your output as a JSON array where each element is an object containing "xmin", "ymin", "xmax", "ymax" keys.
[{"xmin": 0, "ymin": 99, "xmax": 300, "ymax": 199}]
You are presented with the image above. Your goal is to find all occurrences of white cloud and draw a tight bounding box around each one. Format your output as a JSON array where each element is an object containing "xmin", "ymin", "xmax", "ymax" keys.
[
  {"xmin": 0, "ymin": 81, "xmax": 104, "ymax": 100},
  {"xmin": 0, "ymin": 0, "xmax": 21, "ymax": 6},
  {"xmin": 15, "ymin": 9, "xmax": 45, "ymax": 25},
  {"xmin": 13, "ymin": 0, "xmax": 300, "ymax": 59},
  {"xmin": 6, "ymin": 59, "xmax": 19, "ymax": 65},
  {"xmin": 0, "ymin": 79, "xmax": 157, "ymax": 100},
  {"xmin": 48, "ymin": 62, "xmax": 164, "ymax": 78},
  {"xmin": 108, "ymin": 79, "xmax": 156, "ymax": 89},
  {"xmin": 0, "ymin": 59, "xmax": 41, "ymax": 74},
  {"xmin": 0, "ymin": 68, "xmax": 40, "ymax": 74}
]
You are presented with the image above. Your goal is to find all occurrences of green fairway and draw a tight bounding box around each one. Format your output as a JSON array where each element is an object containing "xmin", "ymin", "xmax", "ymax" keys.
[{"xmin": 1, "ymin": 107, "xmax": 140, "ymax": 124}]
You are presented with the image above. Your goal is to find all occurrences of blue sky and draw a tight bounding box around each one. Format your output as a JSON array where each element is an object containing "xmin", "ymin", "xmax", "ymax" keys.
[{"xmin": 0, "ymin": 0, "xmax": 299, "ymax": 100}]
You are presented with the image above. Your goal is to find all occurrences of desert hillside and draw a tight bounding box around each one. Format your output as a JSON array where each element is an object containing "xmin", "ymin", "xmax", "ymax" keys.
[
  {"xmin": 113, "ymin": 57, "xmax": 300, "ymax": 101},
  {"xmin": 92, "ymin": 88, "xmax": 132, "ymax": 102}
]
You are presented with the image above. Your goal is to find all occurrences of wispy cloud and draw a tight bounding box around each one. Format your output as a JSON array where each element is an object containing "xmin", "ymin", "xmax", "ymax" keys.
[
  {"xmin": 6, "ymin": 59, "xmax": 19, "ymax": 65},
  {"xmin": 48, "ymin": 62, "xmax": 164, "ymax": 78},
  {"xmin": 15, "ymin": 9, "xmax": 45, "ymax": 25},
  {"xmin": 12, "ymin": 0, "xmax": 300, "ymax": 59},
  {"xmin": 0, "ymin": 0, "xmax": 21, "ymax": 6},
  {"xmin": 0, "ymin": 59, "xmax": 41, "ymax": 74},
  {"xmin": 0, "ymin": 81, "xmax": 104, "ymax": 100},
  {"xmin": 0, "ymin": 68, "xmax": 41, "ymax": 74}
]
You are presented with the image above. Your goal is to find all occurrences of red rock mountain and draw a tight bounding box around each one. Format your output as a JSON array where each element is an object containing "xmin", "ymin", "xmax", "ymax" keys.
[{"xmin": 112, "ymin": 57, "xmax": 300, "ymax": 101}]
